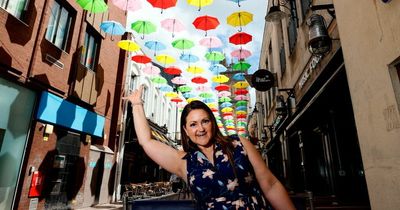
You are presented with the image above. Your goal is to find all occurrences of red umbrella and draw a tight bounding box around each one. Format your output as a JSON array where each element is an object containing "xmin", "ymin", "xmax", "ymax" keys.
[
  {"xmin": 236, "ymin": 114, "xmax": 247, "ymax": 118},
  {"xmin": 193, "ymin": 15, "xmax": 220, "ymax": 36},
  {"xmin": 222, "ymin": 112, "xmax": 233, "ymax": 117},
  {"xmin": 164, "ymin": 66, "xmax": 182, "ymax": 75},
  {"xmin": 211, "ymin": 108, "xmax": 218, "ymax": 112},
  {"xmin": 147, "ymin": 0, "xmax": 177, "ymax": 13},
  {"xmin": 171, "ymin": 97, "xmax": 183, "ymax": 103},
  {"xmin": 234, "ymin": 89, "xmax": 248, "ymax": 95},
  {"xmin": 229, "ymin": 32, "xmax": 252, "ymax": 45},
  {"xmin": 215, "ymin": 84, "xmax": 230, "ymax": 91},
  {"xmin": 191, "ymin": 76, "xmax": 208, "ymax": 84},
  {"xmin": 131, "ymin": 55, "xmax": 152, "ymax": 64}
]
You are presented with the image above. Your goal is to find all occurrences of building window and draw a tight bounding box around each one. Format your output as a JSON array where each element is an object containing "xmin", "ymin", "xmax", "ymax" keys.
[
  {"xmin": 0, "ymin": 0, "xmax": 29, "ymax": 20},
  {"xmin": 390, "ymin": 61, "xmax": 400, "ymax": 111},
  {"xmin": 301, "ymin": 0, "xmax": 312, "ymax": 19},
  {"xmin": 45, "ymin": 0, "xmax": 73, "ymax": 51},
  {"xmin": 81, "ymin": 27, "xmax": 101, "ymax": 71},
  {"xmin": 279, "ymin": 45, "xmax": 286, "ymax": 74},
  {"xmin": 287, "ymin": 0, "xmax": 298, "ymax": 54}
]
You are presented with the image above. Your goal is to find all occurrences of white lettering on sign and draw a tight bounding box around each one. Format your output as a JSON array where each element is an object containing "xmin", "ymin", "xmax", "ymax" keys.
[
  {"xmin": 299, "ymin": 54, "xmax": 322, "ymax": 89},
  {"xmin": 256, "ymin": 77, "xmax": 272, "ymax": 83}
]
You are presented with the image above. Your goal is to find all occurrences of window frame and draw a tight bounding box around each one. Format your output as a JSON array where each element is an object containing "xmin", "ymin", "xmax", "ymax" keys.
[
  {"xmin": 0, "ymin": 0, "xmax": 29, "ymax": 21},
  {"xmin": 80, "ymin": 26, "xmax": 101, "ymax": 71}
]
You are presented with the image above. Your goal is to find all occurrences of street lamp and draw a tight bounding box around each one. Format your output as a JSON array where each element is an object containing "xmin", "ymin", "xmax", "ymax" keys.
[{"xmin": 265, "ymin": 0, "xmax": 290, "ymax": 22}]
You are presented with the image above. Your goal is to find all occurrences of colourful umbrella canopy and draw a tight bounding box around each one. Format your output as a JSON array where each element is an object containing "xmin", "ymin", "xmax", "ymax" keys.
[
  {"xmin": 232, "ymin": 72, "xmax": 246, "ymax": 81},
  {"xmin": 234, "ymin": 89, "xmax": 249, "ymax": 95},
  {"xmin": 164, "ymin": 66, "xmax": 182, "ymax": 75},
  {"xmin": 159, "ymin": 85, "xmax": 173, "ymax": 92},
  {"xmin": 111, "ymin": 0, "xmax": 141, "ymax": 13},
  {"xmin": 199, "ymin": 36, "xmax": 223, "ymax": 49},
  {"xmin": 147, "ymin": 0, "xmax": 177, "ymax": 13},
  {"xmin": 187, "ymin": 66, "xmax": 204, "ymax": 74},
  {"xmin": 236, "ymin": 110, "xmax": 247, "ymax": 115},
  {"xmin": 171, "ymin": 76, "xmax": 187, "ymax": 85},
  {"xmin": 142, "ymin": 65, "xmax": 161, "ymax": 75},
  {"xmin": 227, "ymin": 10, "xmax": 253, "ymax": 31},
  {"xmin": 177, "ymin": 85, "xmax": 192, "ymax": 92},
  {"xmin": 171, "ymin": 97, "xmax": 184, "ymax": 103},
  {"xmin": 222, "ymin": 112, "xmax": 233, "ymax": 117},
  {"xmin": 229, "ymin": 32, "xmax": 252, "ymax": 45},
  {"xmin": 236, "ymin": 106, "xmax": 247, "ymax": 111},
  {"xmin": 227, "ymin": 0, "xmax": 246, "ymax": 7},
  {"xmin": 233, "ymin": 81, "xmax": 249, "ymax": 88},
  {"xmin": 187, "ymin": 97, "xmax": 199, "ymax": 103},
  {"xmin": 187, "ymin": 0, "xmax": 213, "ymax": 11},
  {"xmin": 224, "ymin": 119, "xmax": 234, "ymax": 124},
  {"xmin": 232, "ymin": 61, "xmax": 251, "ymax": 71},
  {"xmin": 191, "ymin": 76, "xmax": 208, "ymax": 84},
  {"xmin": 223, "ymin": 115, "xmax": 234, "ymax": 120},
  {"xmin": 199, "ymin": 92, "xmax": 214, "ymax": 98},
  {"xmin": 150, "ymin": 75, "xmax": 167, "ymax": 84},
  {"xmin": 145, "ymin": 40, "xmax": 166, "ymax": 56},
  {"xmin": 100, "ymin": 20, "xmax": 125, "ymax": 40},
  {"xmin": 131, "ymin": 20, "xmax": 157, "ymax": 39},
  {"xmin": 180, "ymin": 54, "xmax": 200, "ymax": 63},
  {"xmin": 183, "ymin": 92, "xmax": 196, "ymax": 98},
  {"xmin": 118, "ymin": 40, "xmax": 140, "ymax": 51},
  {"xmin": 220, "ymin": 102, "xmax": 233, "ymax": 108},
  {"xmin": 196, "ymin": 85, "xmax": 211, "ymax": 92},
  {"xmin": 235, "ymin": 100, "xmax": 247, "ymax": 107},
  {"xmin": 231, "ymin": 48, "xmax": 252, "ymax": 59},
  {"xmin": 212, "ymin": 75, "xmax": 229, "ymax": 83},
  {"xmin": 161, "ymin": 18, "xmax": 185, "ymax": 37},
  {"xmin": 217, "ymin": 91, "xmax": 231, "ymax": 97},
  {"xmin": 171, "ymin": 38, "xmax": 195, "ymax": 53},
  {"xmin": 155, "ymin": 54, "xmax": 176, "ymax": 65},
  {"xmin": 218, "ymin": 96, "xmax": 232, "ymax": 103},
  {"xmin": 131, "ymin": 55, "xmax": 152, "ymax": 64},
  {"xmin": 77, "ymin": 0, "xmax": 108, "ymax": 14},
  {"xmin": 221, "ymin": 107, "xmax": 233, "ymax": 113},
  {"xmin": 205, "ymin": 51, "xmax": 225, "ymax": 62},
  {"xmin": 210, "ymin": 64, "xmax": 227, "ymax": 73},
  {"xmin": 215, "ymin": 84, "xmax": 230, "ymax": 91},
  {"xmin": 193, "ymin": 15, "xmax": 220, "ymax": 36},
  {"xmin": 206, "ymin": 103, "xmax": 217, "ymax": 109},
  {"xmin": 164, "ymin": 92, "xmax": 179, "ymax": 98},
  {"xmin": 203, "ymin": 98, "xmax": 215, "ymax": 103}
]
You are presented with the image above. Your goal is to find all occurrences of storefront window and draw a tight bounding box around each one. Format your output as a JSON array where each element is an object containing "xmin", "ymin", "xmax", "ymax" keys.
[{"xmin": 0, "ymin": 77, "xmax": 36, "ymax": 210}]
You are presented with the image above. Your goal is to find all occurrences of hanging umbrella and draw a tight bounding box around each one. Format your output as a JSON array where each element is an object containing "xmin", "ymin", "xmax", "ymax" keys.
[
  {"xmin": 234, "ymin": 89, "xmax": 248, "ymax": 95},
  {"xmin": 232, "ymin": 72, "xmax": 246, "ymax": 81},
  {"xmin": 187, "ymin": 0, "xmax": 213, "ymax": 11},
  {"xmin": 236, "ymin": 110, "xmax": 247, "ymax": 115},
  {"xmin": 193, "ymin": 15, "xmax": 220, "ymax": 36},
  {"xmin": 219, "ymin": 97, "xmax": 232, "ymax": 103},
  {"xmin": 131, "ymin": 20, "xmax": 157, "ymax": 39},
  {"xmin": 156, "ymin": 54, "xmax": 176, "ymax": 66},
  {"xmin": 187, "ymin": 97, "xmax": 199, "ymax": 103},
  {"xmin": 203, "ymin": 98, "xmax": 215, "ymax": 103},
  {"xmin": 196, "ymin": 85, "xmax": 211, "ymax": 92},
  {"xmin": 159, "ymin": 85, "xmax": 173, "ymax": 92},
  {"xmin": 222, "ymin": 112, "xmax": 233, "ymax": 116},
  {"xmin": 191, "ymin": 76, "xmax": 208, "ymax": 84},
  {"xmin": 172, "ymin": 38, "xmax": 195, "ymax": 54},
  {"xmin": 77, "ymin": 0, "xmax": 108, "ymax": 14},
  {"xmin": 227, "ymin": 11, "xmax": 253, "ymax": 31},
  {"xmin": 223, "ymin": 115, "xmax": 234, "ymax": 120},
  {"xmin": 215, "ymin": 84, "xmax": 230, "ymax": 91},
  {"xmin": 212, "ymin": 75, "xmax": 229, "ymax": 83},
  {"xmin": 220, "ymin": 102, "xmax": 233, "ymax": 108},
  {"xmin": 218, "ymin": 91, "xmax": 231, "ymax": 97},
  {"xmin": 164, "ymin": 66, "xmax": 182, "ymax": 75},
  {"xmin": 229, "ymin": 32, "xmax": 252, "ymax": 45},
  {"xmin": 111, "ymin": 0, "xmax": 141, "ymax": 14},
  {"xmin": 145, "ymin": 40, "xmax": 166, "ymax": 56},
  {"xmin": 231, "ymin": 48, "xmax": 252, "ymax": 59},
  {"xmin": 234, "ymin": 95, "xmax": 248, "ymax": 100},
  {"xmin": 180, "ymin": 54, "xmax": 199, "ymax": 64},
  {"xmin": 207, "ymin": 103, "xmax": 217, "ymax": 109},
  {"xmin": 199, "ymin": 36, "xmax": 223, "ymax": 49},
  {"xmin": 171, "ymin": 76, "xmax": 187, "ymax": 85},
  {"xmin": 237, "ymin": 121, "xmax": 247, "ymax": 126},
  {"xmin": 235, "ymin": 100, "xmax": 247, "ymax": 107},
  {"xmin": 132, "ymin": 54, "xmax": 152, "ymax": 64},
  {"xmin": 164, "ymin": 92, "xmax": 179, "ymax": 98},
  {"xmin": 232, "ymin": 61, "xmax": 251, "ymax": 71},
  {"xmin": 205, "ymin": 51, "xmax": 225, "ymax": 62},
  {"xmin": 100, "ymin": 20, "xmax": 125, "ymax": 40},
  {"xmin": 171, "ymin": 97, "xmax": 184, "ymax": 103},
  {"xmin": 210, "ymin": 64, "xmax": 227, "ymax": 74},
  {"xmin": 142, "ymin": 65, "xmax": 160, "ymax": 75},
  {"xmin": 187, "ymin": 66, "xmax": 204, "ymax": 74},
  {"xmin": 233, "ymin": 81, "xmax": 249, "ymax": 88},
  {"xmin": 224, "ymin": 119, "xmax": 234, "ymax": 124},
  {"xmin": 177, "ymin": 85, "xmax": 192, "ymax": 93},
  {"xmin": 183, "ymin": 92, "xmax": 196, "ymax": 98},
  {"xmin": 211, "ymin": 108, "xmax": 219, "ymax": 113},
  {"xmin": 199, "ymin": 92, "xmax": 213, "ymax": 98},
  {"xmin": 147, "ymin": 0, "xmax": 177, "ymax": 13},
  {"xmin": 227, "ymin": 0, "xmax": 246, "ymax": 7},
  {"xmin": 118, "ymin": 40, "xmax": 140, "ymax": 52},
  {"xmin": 235, "ymin": 106, "xmax": 247, "ymax": 111},
  {"xmin": 161, "ymin": 18, "xmax": 185, "ymax": 38},
  {"xmin": 150, "ymin": 75, "xmax": 167, "ymax": 84},
  {"xmin": 221, "ymin": 107, "xmax": 233, "ymax": 113},
  {"xmin": 176, "ymin": 102, "xmax": 187, "ymax": 108}
]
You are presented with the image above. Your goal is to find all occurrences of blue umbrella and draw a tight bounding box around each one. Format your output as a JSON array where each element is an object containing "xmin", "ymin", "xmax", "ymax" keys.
[
  {"xmin": 180, "ymin": 54, "xmax": 199, "ymax": 63},
  {"xmin": 232, "ymin": 72, "xmax": 245, "ymax": 81},
  {"xmin": 145, "ymin": 40, "xmax": 166, "ymax": 55},
  {"xmin": 235, "ymin": 105, "xmax": 247, "ymax": 111},
  {"xmin": 220, "ymin": 102, "xmax": 233, "ymax": 108},
  {"xmin": 100, "ymin": 20, "xmax": 125, "ymax": 40},
  {"xmin": 203, "ymin": 98, "xmax": 215, "ymax": 103},
  {"xmin": 209, "ymin": 64, "xmax": 227, "ymax": 74},
  {"xmin": 227, "ymin": 0, "xmax": 247, "ymax": 7},
  {"xmin": 183, "ymin": 92, "xmax": 196, "ymax": 98},
  {"xmin": 159, "ymin": 86, "xmax": 173, "ymax": 92}
]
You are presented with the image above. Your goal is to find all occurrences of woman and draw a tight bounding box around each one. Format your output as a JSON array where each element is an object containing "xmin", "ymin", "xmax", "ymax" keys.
[{"xmin": 124, "ymin": 85, "xmax": 295, "ymax": 210}]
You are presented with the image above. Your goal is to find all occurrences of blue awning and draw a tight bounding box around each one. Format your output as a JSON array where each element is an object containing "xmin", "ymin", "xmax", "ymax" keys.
[{"xmin": 36, "ymin": 91, "xmax": 105, "ymax": 137}]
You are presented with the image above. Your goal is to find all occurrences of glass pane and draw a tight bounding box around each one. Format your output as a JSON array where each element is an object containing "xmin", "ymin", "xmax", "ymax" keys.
[
  {"xmin": 0, "ymin": 0, "xmax": 7, "ymax": 8},
  {"xmin": 0, "ymin": 77, "xmax": 36, "ymax": 210},
  {"xmin": 45, "ymin": 1, "xmax": 60, "ymax": 43},
  {"xmin": 81, "ymin": 32, "xmax": 89, "ymax": 66},
  {"xmin": 54, "ymin": 7, "xmax": 69, "ymax": 49},
  {"xmin": 4, "ymin": 0, "xmax": 27, "ymax": 19},
  {"xmin": 86, "ymin": 35, "xmax": 95, "ymax": 69}
]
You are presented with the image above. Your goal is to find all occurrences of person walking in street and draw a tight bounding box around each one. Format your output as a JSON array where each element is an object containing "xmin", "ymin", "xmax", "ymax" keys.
[{"xmin": 123, "ymin": 85, "xmax": 295, "ymax": 209}]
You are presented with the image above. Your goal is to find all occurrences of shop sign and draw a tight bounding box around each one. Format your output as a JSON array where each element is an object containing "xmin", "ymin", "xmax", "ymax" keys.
[
  {"xmin": 251, "ymin": 69, "xmax": 275, "ymax": 91},
  {"xmin": 298, "ymin": 54, "xmax": 323, "ymax": 89}
]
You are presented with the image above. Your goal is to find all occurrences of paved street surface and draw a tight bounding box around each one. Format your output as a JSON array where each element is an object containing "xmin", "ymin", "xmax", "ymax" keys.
[{"xmin": 75, "ymin": 202, "xmax": 123, "ymax": 210}]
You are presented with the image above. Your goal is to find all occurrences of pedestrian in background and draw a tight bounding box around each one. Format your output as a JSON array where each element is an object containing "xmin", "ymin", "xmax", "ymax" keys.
[{"xmin": 123, "ymin": 85, "xmax": 295, "ymax": 209}]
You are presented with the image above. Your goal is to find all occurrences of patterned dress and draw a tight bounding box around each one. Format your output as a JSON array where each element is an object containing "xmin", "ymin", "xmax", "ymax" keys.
[{"xmin": 184, "ymin": 135, "xmax": 269, "ymax": 210}]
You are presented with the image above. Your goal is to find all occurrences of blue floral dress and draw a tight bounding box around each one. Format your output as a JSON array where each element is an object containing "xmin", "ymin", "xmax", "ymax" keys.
[{"xmin": 184, "ymin": 135, "xmax": 269, "ymax": 209}]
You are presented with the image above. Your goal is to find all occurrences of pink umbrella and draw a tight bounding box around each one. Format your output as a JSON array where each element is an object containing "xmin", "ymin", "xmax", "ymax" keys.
[
  {"xmin": 223, "ymin": 115, "xmax": 234, "ymax": 120},
  {"xmin": 196, "ymin": 85, "xmax": 211, "ymax": 92},
  {"xmin": 160, "ymin": 18, "xmax": 185, "ymax": 38},
  {"xmin": 218, "ymin": 91, "xmax": 231, "ymax": 97},
  {"xmin": 112, "ymin": 0, "xmax": 142, "ymax": 14},
  {"xmin": 234, "ymin": 95, "xmax": 248, "ymax": 100},
  {"xmin": 231, "ymin": 48, "xmax": 252, "ymax": 59},
  {"xmin": 142, "ymin": 65, "xmax": 160, "ymax": 75},
  {"xmin": 199, "ymin": 36, "xmax": 222, "ymax": 49},
  {"xmin": 171, "ymin": 76, "xmax": 187, "ymax": 85}
]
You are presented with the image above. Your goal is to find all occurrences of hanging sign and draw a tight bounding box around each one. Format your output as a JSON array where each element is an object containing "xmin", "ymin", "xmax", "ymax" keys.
[{"xmin": 251, "ymin": 69, "xmax": 275, "ymax": 91}]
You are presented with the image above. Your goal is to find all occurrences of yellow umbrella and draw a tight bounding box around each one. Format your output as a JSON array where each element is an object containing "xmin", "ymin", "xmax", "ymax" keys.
[
  {"xmin": 212, "ymin": 75, "xmax": 229, "ymax": 83},
  {"xmin": 236, "ymin": 110, "xmax": 247, "ymax": 115},
  {"xmin": 187, "ymin": 0, "xmax": 213, "ymax": 11},
  {"xmin": 164, "ymin": 92, "xmax": 179, "ymax": 98},
  {"xmin": 226, "ymin": 125, "xmax": 235, "ymax": 129},
  {"xmin": 118, "ymin": 40, "xmax": 140, "ymax": 51},
  {"xmin": 156, "ymin": 54, "xmax": 176, "ymax": 65},
  {"xmin": 186, "ymin": 97, "xmax": 199, "ymax": 103},
  {"xmin": 227, "ymin": 11, "xmax": 253, "ymax": 31},
  {"xmin": 186, "ymin": 66, "xmax": 204, "ymax": 74},
  {"xmin": 221, "ymin": 107, "xmax": 233, "ymax": 113},
  {"xmin": 206, "ymin": 103, "xmax": 217, "ymax": 108},
  {"xmin": 233, "ymin": 81, "xmax": 249, "ymax": 88}
]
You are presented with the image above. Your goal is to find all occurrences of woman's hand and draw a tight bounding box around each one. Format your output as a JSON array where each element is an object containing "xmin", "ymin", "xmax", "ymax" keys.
[{"xmin": 122, "ymin": 85, "xmax": 144, "ymax": 106}]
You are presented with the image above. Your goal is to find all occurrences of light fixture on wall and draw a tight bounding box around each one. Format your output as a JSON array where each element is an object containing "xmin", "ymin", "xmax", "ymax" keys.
[
  {"xmin": 265, "ymin": 0, "xmax": 289, "ymax": 22},
  {"xmin": 307, "ymin": 14, "xmax": 332, "ymax": 55}
]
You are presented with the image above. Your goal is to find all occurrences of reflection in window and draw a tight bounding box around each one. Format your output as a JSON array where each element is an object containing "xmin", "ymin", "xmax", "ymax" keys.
[
  {"xmin": 81, "ymin": 28, "xmax": 100, "ymax": 71},
  {"xmin": 0, "ymin": 0, "xmax": 29, "ymax": 20},
  {"xmin": 45, "ymin": 0, "xmax": 72, "ymax": 51}
]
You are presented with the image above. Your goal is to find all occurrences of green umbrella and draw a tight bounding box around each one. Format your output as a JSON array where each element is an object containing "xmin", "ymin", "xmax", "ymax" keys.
[
  {"xmin": 205, "ymin": 51, "xmax": 225, "ymax": 62},
  {"xmin": 131, "ymin": 20, "xmax": 157, "ymax": 39},
  {"xmin": 235, "ymin": 100, "xmax": 247, "ymax": 107},
  {"xmin": 237, "ymin": 121, "xmax": 247, "ymax": 127},
  {"xmin": 225, "ymin": 119, "xmax": 234, "ymax": 124},
  {"xmin": 178, "ymin": 85, "xmax": 192, "ymax": 93},
  {"xmin": 77, "ymin": 0, "xmax": 108, "ymax": 13},
  {"xmin": 219, "ymin": 96, "xmax": 232, "ymax": 103},
  {"xmin": 199, "ymin": 92, "xmax": 214, "ymax": 98},
  {"xmin": 172, "ymin": 38, "xmax": 195, "ymax": 51},
  {"xmin": 150, "ymin": 76, "xmax": 167, "ymax": 84},
  {"xmin": 232, "ymin": 61, "xmax": 251, "ymax": 71}
]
